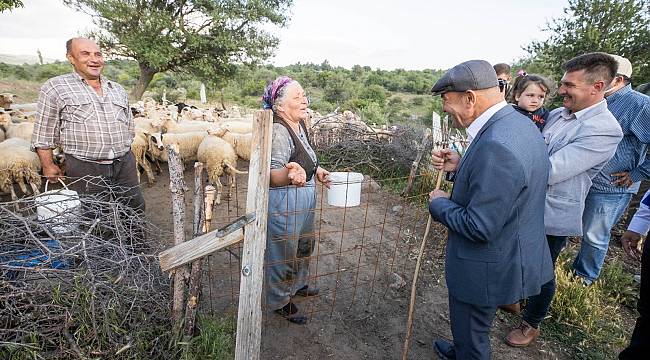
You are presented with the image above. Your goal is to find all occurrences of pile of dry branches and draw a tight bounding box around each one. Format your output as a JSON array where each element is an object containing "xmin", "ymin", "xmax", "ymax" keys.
[
  {"xmin": 0, "ymin": 179, "xmax": 172, "ymax": 359},
  {"xmin": 313, "ymin": 124, "xmax": 431, "ymax": 177}
]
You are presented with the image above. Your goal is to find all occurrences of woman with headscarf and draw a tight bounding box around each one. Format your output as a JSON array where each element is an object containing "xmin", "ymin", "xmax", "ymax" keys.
[{"xmin": 262, "ymin": 76, "xmax": 331, "ymax": 324}]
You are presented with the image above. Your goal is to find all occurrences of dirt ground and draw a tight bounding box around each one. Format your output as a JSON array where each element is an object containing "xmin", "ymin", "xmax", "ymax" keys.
[{"xmin": 144, "ymin": 164, "xmax": 573, "ymax": 360}]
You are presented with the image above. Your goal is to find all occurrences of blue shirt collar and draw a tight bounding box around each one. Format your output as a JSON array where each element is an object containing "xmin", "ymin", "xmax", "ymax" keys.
[{"xmin": 606, "ymin": 83, "xmax": 632, "ymax": 103}]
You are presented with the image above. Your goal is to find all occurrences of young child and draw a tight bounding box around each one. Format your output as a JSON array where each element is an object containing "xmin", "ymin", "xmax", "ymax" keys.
[{"xmin": 508, "ymin": 73, "xmax": 554, "ymax": 131}]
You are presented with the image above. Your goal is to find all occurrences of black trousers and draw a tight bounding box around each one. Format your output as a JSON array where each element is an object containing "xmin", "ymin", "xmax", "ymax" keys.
[
  {"xmin": 65, "ymin": 152, "xmax": 145, "ymax": 213},
  {"xmin": 619, "ymin": 240, "xmax": 650, "ymax": 359}
]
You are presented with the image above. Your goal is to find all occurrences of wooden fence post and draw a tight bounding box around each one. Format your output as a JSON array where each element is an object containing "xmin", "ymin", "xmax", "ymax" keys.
[
  {"xmin": 167, "ymin": 144, "xmax": 187, "ymax": 334},
  {"xmin": 185, "ymin": 162, "xmax": 205, "ymax": 336},
  {"xmin": 234, "ymin": 110, "xmax": 273, "ymax": 360}
]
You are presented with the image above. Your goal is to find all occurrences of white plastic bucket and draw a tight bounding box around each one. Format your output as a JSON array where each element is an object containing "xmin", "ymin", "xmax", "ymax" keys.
[
  {"xmin": 327, "ymin": 172, "xmax": 363, "ymax": 207},
  {"xmin": 35, "ymin": 179, "xmax": 81, "ymax": 234}
]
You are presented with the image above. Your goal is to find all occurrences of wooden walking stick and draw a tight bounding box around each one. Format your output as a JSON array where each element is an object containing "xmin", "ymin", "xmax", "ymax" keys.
[{"xmin": 402, "ymin": 114, "xmax": 449, "ymax": 360}]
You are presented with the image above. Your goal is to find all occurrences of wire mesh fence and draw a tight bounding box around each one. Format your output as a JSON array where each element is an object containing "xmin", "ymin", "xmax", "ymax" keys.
[{"xmin": 197, "ymin": 171, "xmax": 443, "ymax": 326}]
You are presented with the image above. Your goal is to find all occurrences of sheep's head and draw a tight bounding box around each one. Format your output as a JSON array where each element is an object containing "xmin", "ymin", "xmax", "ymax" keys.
[
  {"xmin": 0, "ymin": 93, "xmax": 17, "ymax": 109},
  {"xmin": 149, "ymin": 132, "xmax": 165, "ymax": 151}
]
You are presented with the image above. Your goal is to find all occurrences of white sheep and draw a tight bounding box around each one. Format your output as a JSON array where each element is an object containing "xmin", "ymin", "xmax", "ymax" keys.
[
  {"xmin": 208, "ymin": 127, "xmax": 252, "ymax": 161},
  {"xmin": 146, "ymin": 131, "xmax": 207, "ymax": 164},
  {"xmin": 131, "ymin": 129, "xmax": 156, "ymax": 185},
  {"xmin": 134, "ymin": 117, "xmax": 160, "ymax": 133},
  {"xmin": 0, "ymin": 138, "xmax": 42, "ymax": 200},
  {"xmin": 215, "ymin": 120, "xmax": 252, "ymax": 134},
  {"xmin": 153, "ymin": 118, "xmax": 216, "ymax": 134},
  {"xmin": 5, "ymin": 122, "xmax": 34, "ymax": 142},
  {"xmin": 197, "ymin": 134, "xmax": 247, "ymax": 205}
]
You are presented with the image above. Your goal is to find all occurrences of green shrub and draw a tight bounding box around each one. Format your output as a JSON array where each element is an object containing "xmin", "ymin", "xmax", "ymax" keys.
[{"xmin": 546, "ymin": 253, "xmax": 632, "ymax": 359}]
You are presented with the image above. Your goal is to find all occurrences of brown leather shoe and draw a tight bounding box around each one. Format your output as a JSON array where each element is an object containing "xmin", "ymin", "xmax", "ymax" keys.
[
  {"xmin": 505, "ymin": 321, "xmax": 540, "ymax": 347},
  {"xmin": 498, "ymin": 302, "xmax": 521, "ymax": 315}
]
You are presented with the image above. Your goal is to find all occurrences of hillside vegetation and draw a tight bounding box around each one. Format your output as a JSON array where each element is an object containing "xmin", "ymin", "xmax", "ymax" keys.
[{"xmin": 0, "ymin": 60, "xmax": 444, "ymax": 126}]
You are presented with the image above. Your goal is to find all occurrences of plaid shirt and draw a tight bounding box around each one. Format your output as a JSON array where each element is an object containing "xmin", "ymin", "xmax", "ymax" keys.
[{"xmin": 31, "ymin": 72, "xmax": 134, "ymax": 160}]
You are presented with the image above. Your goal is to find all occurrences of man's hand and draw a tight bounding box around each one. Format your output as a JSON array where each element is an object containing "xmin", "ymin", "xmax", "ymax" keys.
[
  {"xmin": 286, "ymin": 162, "xmax": 306, "ymax": 187},
  {"xmin": 42, "ymin": 163, "xmax": 64, "ymax": 182},
  {"xmin": 315, "ymin": 166, "xmax": 331, "ymax": 189},
  {"xmin": 429, "ymin": 189, "xmax": 450, "ymax": 202},
  {"xmin": 621, "ymin": 230, "xmax": 643, "ymax": 261},
  {"xmin": 432, "ymin": 148, "xmax": 460, "ymax": 172},
  {"xmin": 611, "ymin": 172, "xmax": 633, "ymax": 188}
]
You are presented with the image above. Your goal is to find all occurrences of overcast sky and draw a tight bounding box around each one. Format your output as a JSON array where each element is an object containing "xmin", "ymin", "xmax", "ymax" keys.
[{"xmin": 0, "ymin": 0, "xmax": 569, "ymax": 70}]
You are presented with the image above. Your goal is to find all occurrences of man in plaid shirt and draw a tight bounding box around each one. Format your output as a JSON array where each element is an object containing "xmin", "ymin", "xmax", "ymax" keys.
[{"xmin": 31, "ymin": 38, "xmax": 144, "ymax": 212}]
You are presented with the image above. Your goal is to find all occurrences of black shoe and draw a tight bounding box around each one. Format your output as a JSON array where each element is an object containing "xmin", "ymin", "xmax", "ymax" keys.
[
  {"xmin": 295, "ymin": 285, "xmax": 320, "ymax": 297},
  {"xmin": 274, "ymin": 302, "xmax": 308, "ymax": 325},
  {"xmin": 434, "ymin": 339, "xmax": 456, "ymax": 360}
]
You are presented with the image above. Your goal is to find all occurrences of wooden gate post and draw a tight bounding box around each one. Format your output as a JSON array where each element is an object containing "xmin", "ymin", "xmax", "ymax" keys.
[
  {"xmin": 234, "ymin": 110, "xmax": 273, "ymax": 360},
  {"xmin": 167, "ymin": 144, "xmax": 188, "ymax": 334}
]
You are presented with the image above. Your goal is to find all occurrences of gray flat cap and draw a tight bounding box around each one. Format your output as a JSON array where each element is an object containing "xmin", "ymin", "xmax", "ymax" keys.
[{"xmin": 431, "ymin": 60, "xmax": 499, "ymax": 95}]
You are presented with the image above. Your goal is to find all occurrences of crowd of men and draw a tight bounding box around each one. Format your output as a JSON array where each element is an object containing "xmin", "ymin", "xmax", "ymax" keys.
[{"xmin": 428, "ymin": 54, "xmax": 649, "ymax": 359}]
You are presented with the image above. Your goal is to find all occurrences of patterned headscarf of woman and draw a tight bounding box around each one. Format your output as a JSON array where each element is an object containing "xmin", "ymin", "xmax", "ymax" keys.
[{"xmin": 262, "ymin": 76, "xmax": 295, "ymax": 110}]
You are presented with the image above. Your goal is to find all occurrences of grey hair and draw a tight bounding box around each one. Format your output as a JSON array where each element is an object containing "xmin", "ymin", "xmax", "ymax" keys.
[{"xmin": 272, "ymin": 80, "xmax": 300, "ymax": 112}]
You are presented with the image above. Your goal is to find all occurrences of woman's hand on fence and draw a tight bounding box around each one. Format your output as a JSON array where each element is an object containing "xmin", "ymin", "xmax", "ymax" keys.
[
  {"xmin": 286, "ymin": 162, "xmax": 307, "ymax": 187},
  {"xmin": 316, "ymin": 167, "xmax": 331, "ymax": 189},
  {"xmin": 431, "ymin": 149, "xmax": 460, "ymax": 172}
]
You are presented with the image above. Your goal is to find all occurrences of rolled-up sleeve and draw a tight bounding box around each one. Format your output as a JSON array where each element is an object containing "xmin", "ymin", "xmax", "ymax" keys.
[{"xmin": 31, "ymin": 81, "xmax": 61, "ymax": 150}]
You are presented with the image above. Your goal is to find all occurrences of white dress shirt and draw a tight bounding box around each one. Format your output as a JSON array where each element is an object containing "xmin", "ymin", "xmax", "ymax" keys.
[{"xmin": 466, "ymin": 101, "xmax": 508, "ymax": 145}]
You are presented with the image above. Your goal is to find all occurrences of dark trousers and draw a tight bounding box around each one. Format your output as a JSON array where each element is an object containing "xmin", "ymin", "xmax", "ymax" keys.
[
  {"xmin": 619, "ymin": 240, "xmax": 650, "ymax": 359},
  {"xmin": 65, "ymin": 152, "xmax": 145, "ymax": 212},
  {"xmin": 449, "ymin": 294, "xmax": 497, "ymax": 360},
  {"xmin": 522, "ymin": 235, "xmax": 567, "ymax": 328}
]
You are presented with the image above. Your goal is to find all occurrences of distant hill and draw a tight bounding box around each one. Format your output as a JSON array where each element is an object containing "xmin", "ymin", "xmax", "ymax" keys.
[{"xmin": 0, "ymin": 54, "xmax": 59, "ymax": 65}]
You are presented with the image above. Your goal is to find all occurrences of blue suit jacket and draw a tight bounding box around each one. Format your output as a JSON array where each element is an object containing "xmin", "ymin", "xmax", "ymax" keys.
[{"xmin": 429, "ymin": 105, "xmax": 553, "ymax": 306}]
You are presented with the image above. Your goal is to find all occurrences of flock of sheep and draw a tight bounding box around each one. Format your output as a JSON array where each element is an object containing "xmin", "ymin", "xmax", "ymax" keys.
[
  {"xmin": 0, "ymin": 92, "xmax": 253, "ymax": 205},
  {"xmin": 132, "ymin": 98, "xmax": 254, "ymax": 204},
  {"xmin": 0, "ymin": 89, "xmax": 399, "ymax": 205}
]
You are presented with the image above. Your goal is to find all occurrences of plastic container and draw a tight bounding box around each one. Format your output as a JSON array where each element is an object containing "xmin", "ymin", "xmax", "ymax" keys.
[
  {"xmin": 327, "ymin": 172, "xmax": 363, "ymax": 207},
  {"xmin": 35, "ymin": 179, "xmax": 81, "ymax": 234}
]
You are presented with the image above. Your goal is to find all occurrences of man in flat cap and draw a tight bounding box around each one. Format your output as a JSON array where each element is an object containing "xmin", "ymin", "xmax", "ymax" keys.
[{"xmin": 428, "ymin": 60, "xmax": 553, "ymax": 359}]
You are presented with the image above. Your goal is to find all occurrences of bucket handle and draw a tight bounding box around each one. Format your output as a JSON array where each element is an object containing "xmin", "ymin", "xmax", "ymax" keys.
[{"xmin": 44, "ymin": 178, "xmax": 70, "ymax": 192}]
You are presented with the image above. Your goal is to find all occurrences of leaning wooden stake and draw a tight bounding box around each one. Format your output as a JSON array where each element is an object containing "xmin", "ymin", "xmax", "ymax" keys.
[
  {"xmin": 185, "ymin": 162, "xmax": 205, "ymax": 336},
  {"xmin": 402, "ymin": 216, "xmax": 433, "ymax": 360},
  {"xmin": 234, "ymin": 110, "xmax": 273, "ymax": 360},
  {"xmin": 402, "ymin": 114, "xmax": 449, "ymax": 360},
  {"xmin": 167, "ymin": 144, "xmax": 187, "ymax": 334}
]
